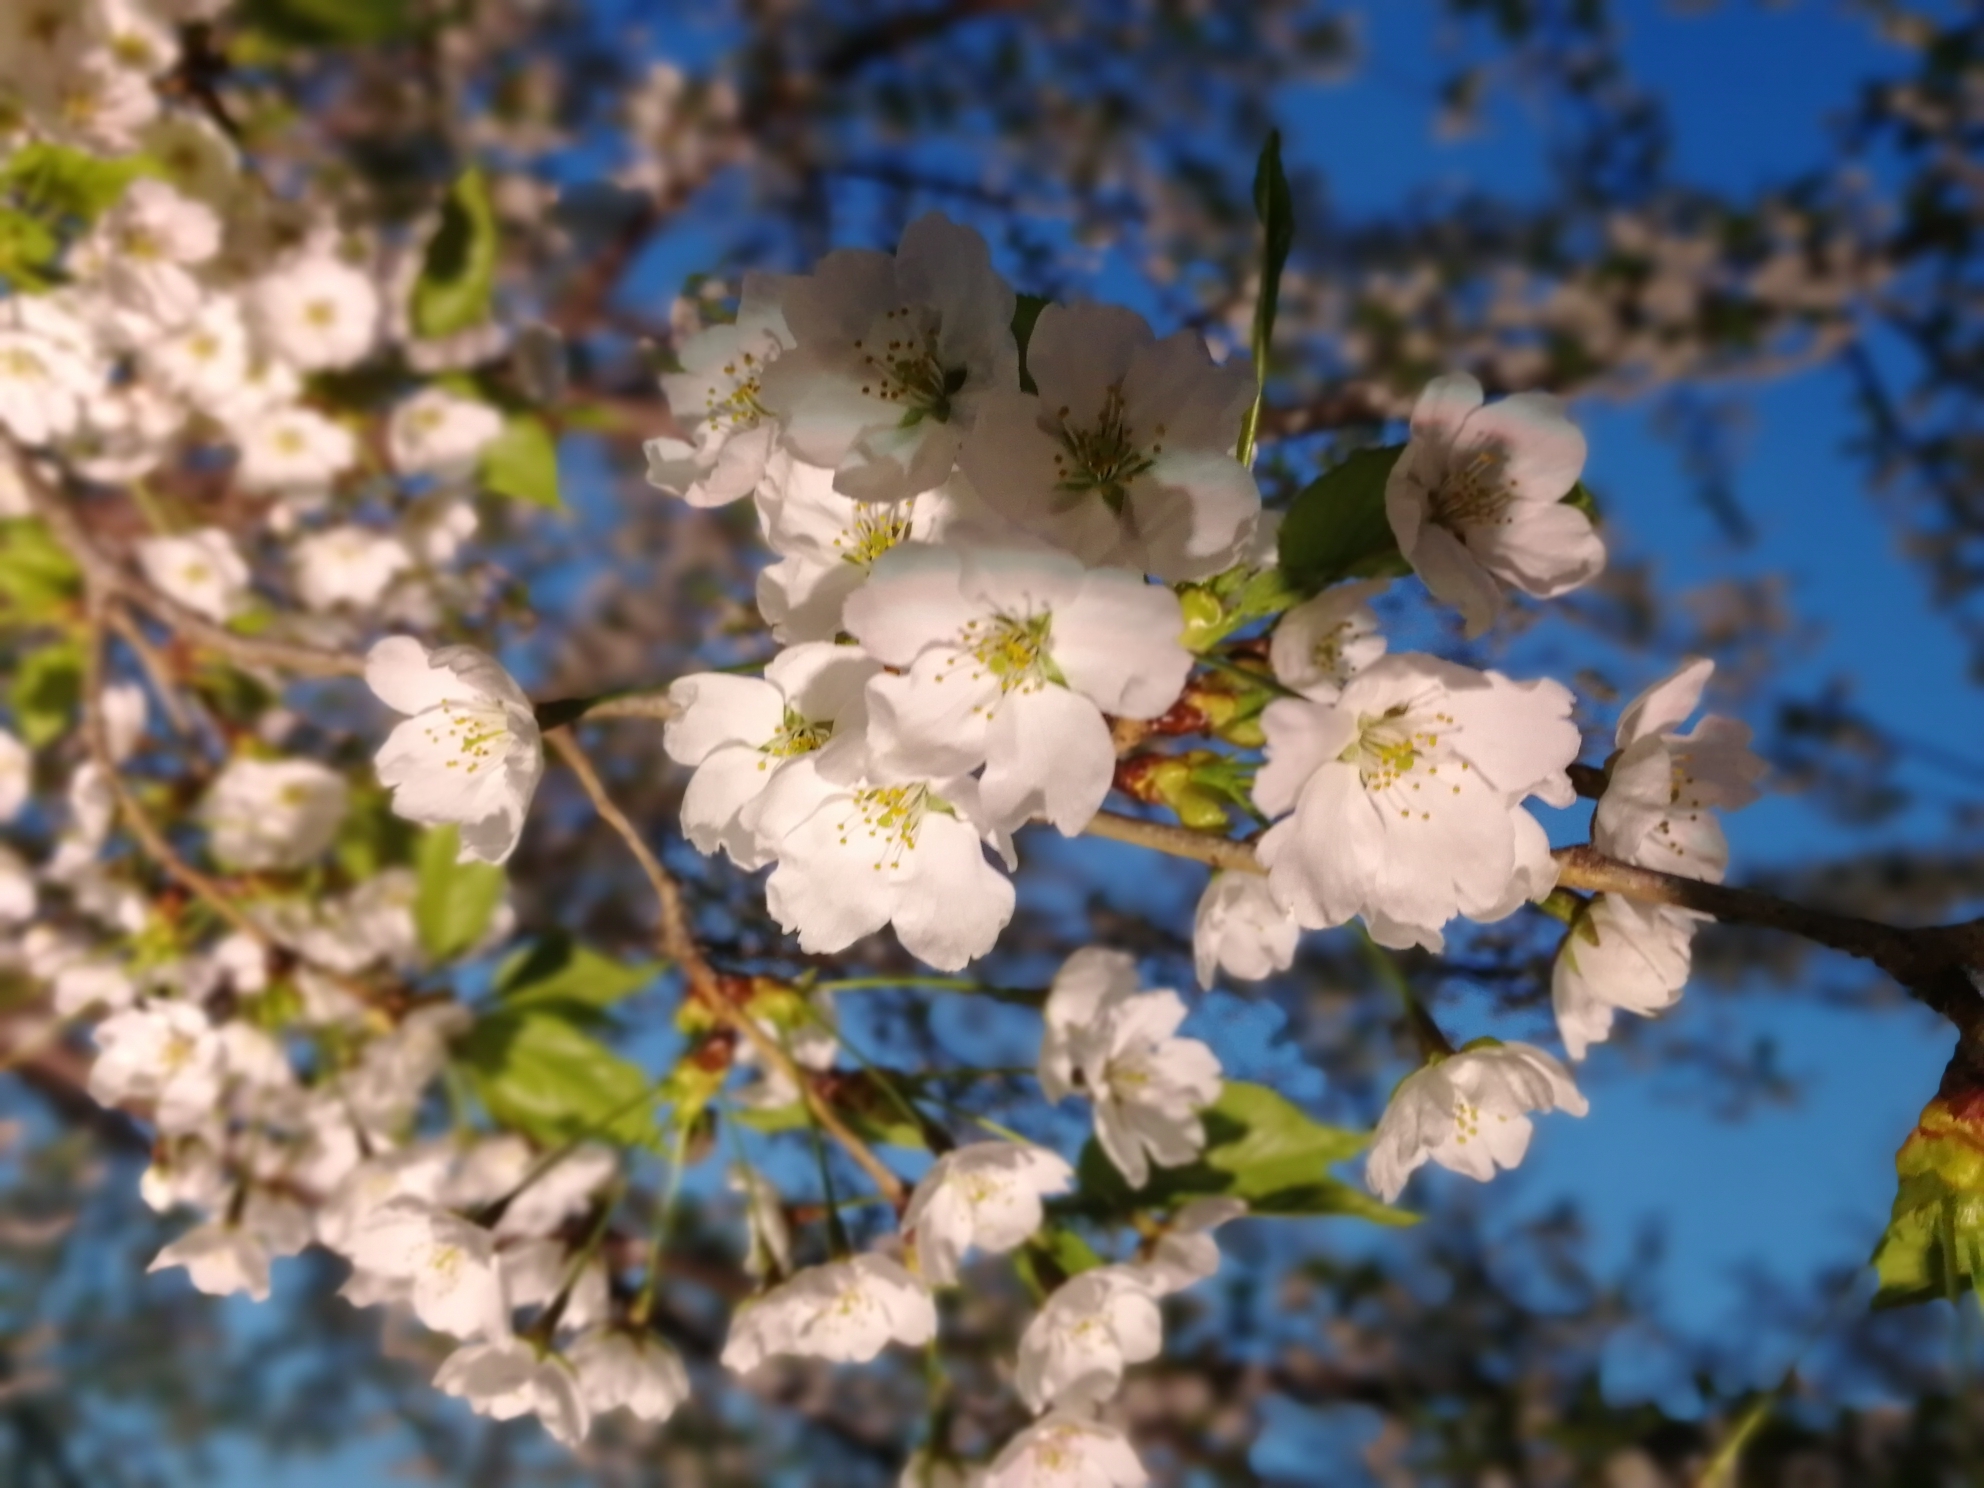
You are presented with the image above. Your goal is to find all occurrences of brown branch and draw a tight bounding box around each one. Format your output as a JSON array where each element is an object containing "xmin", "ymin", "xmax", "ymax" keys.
[
  {"xmin": 1083, "ymin": 809, "xmax": 1984, "ymax": 1037},
  {"xmin": 547, "ymin": 728, "xmax": 907, "ymax": 1207}
]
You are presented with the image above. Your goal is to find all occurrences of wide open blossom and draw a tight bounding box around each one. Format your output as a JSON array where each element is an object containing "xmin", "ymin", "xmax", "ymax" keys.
[
  {"xmin": 143, "ymin": 294, "xmax": 250, "ymax": 413},
  {"xmin": 233, "ymin": 404, "xmax": 357, "ymax": 494},
  {"xmin": 959, "ymin": 302, "xmax": 1259, "ymax": 581},
  {"xmin": 135, "ymin": 526, "xmax": 251, "ymax": 623},
  {"xmin": 1384, "ymin": 372, "xmax": 1604, "ymax": 637},
  {"xmin": 720, "ymin": 1253, "xmax": 936, "ymax": 1373},
  {"xmin": 759, "ymin": 212, "xmax": 1016, "ymax": 502},
  {"xmin": 88, "ymin": 999, "xmax": 226, "ymax": 1134},
  {"xmin": 388, "ymin": 387, "xmax": 504, "ymax": 478},
  {"xmin": 367, "ymin": 636, "xmax": 544, "ymax": 866},
  {"xmin": 845, "ymin": 544, "xmax": 1191, "ymax": 835},
  {"xmin": 0, "ymin": 303, "xmax": 101, "ymax": 445},
  {"xmin": 1554, "ymin": 657, "xmax": 1767, "ymax": 1058},
  {"xmin": 1365, "ymin": 1041, "xmax": 1589, "ymax": 1201},
  {"xmin": 1253, "ymin": 652, "xmax": 1579, "ymax": 951},
  {"xmin": 645, "ymin": 271, "xmax": 794, "ymax": 506},
  {"xmin": 1015, "ymin": 1265, "xmax": 1162, "ymax": 1413},
  {"xmin": 198, "ymin": 757, "xmax": 348, "ymax": 872},
  {"xmin": 248, "ymin": 249, "xmax": 380, "ymax": 372},
  {"xmin": 902, "ymin": 1140, "xmax": 1075, "ymax": 1286},
  {"xmin": 347, "ymin": 1197, "xmax": 509, "ymax": 1341},
  {"xmin": 69, "ymin": 178, "xmax": 219, "ymax": 329},
  {"xmin": 664, "ymin": 640, "xmax": 880, "ymax": 868},
  {"xmin": 292, "ymin": 525, "xmax": 412, "ymax": 611},
  {"xmin": 750, "ymin": 755, "xmax": 1015, "ymax": 971},
  {"xmin": 986, "ymin": 1413, "xmax": 1148, "ymax": 1488}
]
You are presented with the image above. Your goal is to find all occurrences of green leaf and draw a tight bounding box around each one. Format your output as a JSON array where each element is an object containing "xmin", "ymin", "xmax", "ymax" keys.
[
  {"xmin": 0, "ymin": 207, "xmax": 59, "ymax": 290},
  {"xmin": 412, "ymin": 167, "xmax": 499, "ymax": 340},
  {"xmin": 1277, "ymin": 444, "xmax": 1413, "ymax": 595},
  {"xmin": 0, "ymin": 144, "xmax": 159, "ymax": 226},
  {"xmin": 236, "ymin": 0, "xmax": 422, "ymax": 46},
  {"xmin": 9, "ymin": 640, "xmax": 82, "ymax": 748},
  {"xmin": 1011, "ymin": 293, "xmax": 1050, "ymax": 396},
  {"xmin": 414, "ymin": 824, "xmax": 506, "ymax": 963},
  {"xmin": 480, "ymin": 414, "xmax": 561, "ymax": 509},
  {"xmin": 495, "ymin": 934, "xmax": 661, "ymax": 1013},
  {"xmin": 1237, "ymin": 129, "xmax": 1295, "ymax": 467},
  {"xmin": 0, "ymin": 520, "xmax": 82, "ymax": 624},
  {"xmin": 458, "ymin": 1008, "xmax": 659, "ymax": 1147},
  {"xmin": 1014, "ymin": 1222, "xmax": 1104, "ymax": 1298},
  {"xmin": 1071, "ymin": 1081, "xmax": 1415, "ymax": 1225}
]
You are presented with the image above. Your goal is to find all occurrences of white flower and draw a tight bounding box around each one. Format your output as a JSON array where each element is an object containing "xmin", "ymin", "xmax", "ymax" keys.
[
  {"xmin": 1136, "ymin": 1197, "xmax": 1246, "ymax": 1296},
  {"xmin": 434, "ymin": 1337, "xmax": 589, "ymax": 1448},
  {"xmin": 315, "ymin": 1144, "xmax": 452, "ymax": 1255},
  {"xmin": 729, "ymin": 1163, "xmax": 793, "ymax": 1281},
  {"xmin": 26, "ymin": 51, "xmax": 159, "ymax": 152},
  {"xmin": 1015, "ymin": 1266, "xmax": 1162, "ymax": 1413},
  {"xmin": 135, "ymin": 527, "xmax": 250, "ymax": 623},
  {"xmin": 367, "ymin": 636, "xmax": 544, "ymax": 865},
  {"xmin": 1384, "ymin": 372, "xmax": 1604, "ymax": 637},
  {"xmin": 0, "ymin": 846, "xmax": 35, "ymax": 924},
  {"xmin": 0, "ymin": 727, "xmax": 28, "ymax": 819},
  {"xmin": 69, "ymin": 179, "xmax": 219, "ymax": 329},
  {"xmin": 1191, "ymin": 871, "xmax": 1299, "ymax": 989},
  {"xmin": 958, "ymin": 302, "xmax": 1259, "ymax": 581},
  {"xmin": 347, "ymin": 1198, "xmax": 509, "ymax": 1340},
  {"xmin": 664, "ymin": 641, "xmax": 880, "ymax": 868},
  {"xmin": 233, "ymin": 405, "xmax": 357, "ymax": 493},
  {"xmin": 750, "ymin": 756, "xmax": 1016, "ymax": 971},
  {"xmin": 1254, "ymin": 653, "xmax": 1579, "ymax": 951},
  {"xmin": 720, "ymin": 1253, "xmax": 936, "ymax": 1373},
  {"xmin": 248, "ymin": 251, "xmax": 380, "ymax": 371},
  {"xmin": 986, "ymin": 1413, "xmax": 1148, "ymax": 1488},
  {"xmin": 292, "ymin": 525, "xmax": 413, "ymax": 611},
  {"xmin": 1038, "ymin": 950, "xmax": 1221, "ymax": 1188},
  {"xmin": 0, "ymin": 322, "xmax": 99, "ymax": 445},
  {"xmin": 1365, "ymin": 1041, "xmax": 1589, "ymax": 1202},
  {"xmin": 148, "ymin": 1219, "xmax": 275, "ymax": 1302},
  {"xmin": 142, "ymin": 296, "xmax": 250, "ymax": 412},
  {"xmin": 1266, "ymin": 579, "xmax": 1388, "ymax": 698},
  {"xmin": 902, "ymin": 1141, "xmax": 1075, "ymax": 1286},
  {"xmin": 1554, "ymin": 658, "xmax": 1766, "ymax": 1058},
  {"xmin": 759, "ymin": 212, "xmax": 1017, "ymax": 502},
  {"xmin": 569, "ymin": 1328, "xmax": 692, "ymax": 1423},
  {"xmin": 844, "ymin": 544, "xmax": 1191, "ymax": 835},
  {"xmin": 198, "ymin": 757, "xmax": 347, "ymax": 872},
  {"xmin": 388, "ymin": 387, "xmax": 504, "ymax": 478},
  {"xmin": 502, "ymin": 1239, "xmax": 609, "ymax": 1332},
  {"xmin": 102, "ymin": 679, "xmax": 146, "ymax": 761},
  {"xmin": 646, "ymin": 271, "xmax": 794, "ymax": 506},
  {"xmin": 88, "ymin": 1000, "xmax": 226, "ymax": 1134}
]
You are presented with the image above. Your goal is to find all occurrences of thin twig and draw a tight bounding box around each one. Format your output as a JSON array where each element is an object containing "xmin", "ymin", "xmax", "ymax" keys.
[{"xmin": 547, "ymin": 728, "xmax": 907, "ymax": 1206}]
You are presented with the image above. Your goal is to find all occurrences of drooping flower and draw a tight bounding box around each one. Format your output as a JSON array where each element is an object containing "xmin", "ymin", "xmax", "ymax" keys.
[
  {"xmin": 197, "ymin": 757, "xmax": 348, "ymax": 872},
  {"xmin": 1253, "ymin": 653, "xmax": 1579, "ymax": 951},
  {"xmin": 985, "ymin": 1413, "xmax": 1148, "ymax": 1488},
  {"xmin": 568, "ymin": 1327, "xmax": 692, "ymax": 1424},
  {"xmin": 433, "ymin": 1337, "xmax": 590, "ymax": 1448},
  {"xmin": 1384, "ymin": 372, "xmax": 1604, "ymax": 637},
  {"xmin": 1135, "ymin": 1197, "xmax": 1247, "ymax": 1296},
  {"xmin": 1365, "ymin": 1041, "xmax": 1589, "ymax": 1202},
  {"xmin": 758, "ymin": 213, "xmax": 1017, "ymax": 502},
  {"xmin": 346, "ymin": 1198, "xmax": 510, "ymax": 1341},
  {"xmin": 1191, "ymin": 871, "xmax": 1300, "ymax": 989},
  {"xmin": 845, "ymin": 544, "xmax": 1191, "ymax": 835},
  {"xmin": 147, "ymin": 1194, "xmax": 309, "ymax": 1303},
  {"xmin": 664, "ymin": 641, "xmax": 880, "ymax": 868},
  {"xmin": 645, "ymin": 271, "xmax": 794, "ymax": 506},
  {"xmin": 720, "ymin": 1253, "xmax": 936, "ymax": 1373},
  {"xmin": 958, "ymin": 302, "xmax": 1259, "ymax": 581},
  {"xmin": 1553, "ymin": 657, "xmax": 1767, "ymax": 1058},
  {"xmin": 1014, "ymin": 1266, "xmax": 1162, "ymax": 1413},
  {"xmin": 902, "ymin": 1141, "xmax": 1075, "ymax": 1286},
  {"xmin": 366, "ymin": 636, "xmax": 544, "ymax": 865}
]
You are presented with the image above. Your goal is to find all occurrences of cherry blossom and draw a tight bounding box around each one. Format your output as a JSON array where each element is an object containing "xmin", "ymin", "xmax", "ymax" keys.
[
  {"xmin": 985, "ymin": 1414, "xmax": 1148, "ymax": 1488},
  {"xmin": 347, "ymin": 1198, "xmax": 510, "ymax": 1341},
  {"xmin": 1365, "ymin": 1041, "xmax": 1590, "ymax": 1202},
  {"xmin": 233, "ymin": 405, "xmax": 357, "ymax": 493},
  {"xmin": 568, "ymin": 1328, "xmax": 692, "ymax": 1424},
  {"xmin": 1015, "ymin": 1265, "xmax": 1163, "ymax": 1412},
  {"xmin": 903, "ymin": 1141, "xmax": 1075, "ymax": 1286},
  {"xmin": 292, "ymin": 526, "xmax": 413, "ymax": 611},
  {"xmin": 1192, "ymin": 871, "xmax": 1300, "ymax": 988},
  {"xmin": 248, "ymin": 249, "xmax": 380, "ymax": 372},
  {"xmin": 367, "ymin": 636, "xmax": 544, "ymax": 865},
  {"xmin": 69, "ymin": 179, "xmax": 219, "ymax": 329},
  {"xmin": 0, "ymin": 727, "xmax": 28, "ymax": 820},
  {"xmin": 1384, "ymin": 372, "xmax": 1604, "ymax": 637},
  {"xmin": 388, "ymin": 387, "xmax": 505, "ymax": 478},
  {"xmin": 88, "ymin": 1000, "xmax": 226, "ymax": 1134},
  {"xmin": 959, "ymin": 301, "xmax": 1259, "ymax": 581},
  {"xmin": 434, "ymin": 1337, "xmax": 589, "ymax": 1447},
  {"xmin": 1267, "ymin": 578, "xmax": 1388, "ymax": 698},
  {"xmin": 646, "ymin": 270, "xmax": 794, "ymax": 506},
  {"xmin": 135, "ymin": 527, "xmax": 251, "ymax": 623},
  {"xmin": 1136, "ymin": 1197, "xmax": 1247, "ymax": 1296},
  {"xmin": 197, "ymin": 757, "xmax": 348, "ymax": 872},
  {"xmin": 721, "ymin": 1254, "xmax": 937, "ymax": 1372}
]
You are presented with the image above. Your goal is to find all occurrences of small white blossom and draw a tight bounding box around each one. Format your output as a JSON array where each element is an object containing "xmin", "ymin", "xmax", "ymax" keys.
[
  {"xmin": 292, "ymin": 525, "xmax": 413, "ymax": 611},
  {"xmin": 759, "ymin": 212, "xmax": 1017, "ymax": 502},
  {"xmin": 0, "ymin": 727, "xmax": 28, "ymax": 819},
  {"xmin": 142, "ymin": 294, "xmax": 249, "ymax": 410},
  {"xmin": 198, "ymin": 757, "xmax": 347, "ymax": 872},
  {"xmin": 135, "ymin": 527, "xmax": 250, "ymax": 623},
  {"xmin": 70, "ymin": 179, "xmax": 219, "ymax": 329},
  {"xmin": 1267, "ymin": 579, "xmax": 1388, "ymax": 698},
  {"xmin": 0, "ymin": 846, "xmax": 35, "ymax": 924},
  {"xmin": 986, "ymin": 1414, "xmax": 1148, "ymax": 1488},
  {"xmin": 434, "ymin": 1337, "xmax": 589, "ymax": 1448},
  {"xmin": 1365, "ymin": 1041, "xmax": 1589, "ymax": 1202},
  {"xmin": 1384, "ymin": 372, "xmax": 1604, "ymax": 637},
  {"xmin": 367, "ymin": 636, "xmax": 544, "ymax": 865},
  {"xmin": 1015, "ymin": 1266, "xmax": 1162, "ymax": 1413},
  {"xmin": 148, "ymin": 1218, "xmax": 273, "ymax": 1302},
  {"xmin": 0, "ymin": 321, "xmax": 99, "ymax": 445},
  {"xmin": 233, "ymin": 405, "xmax": 357, "ymax": 493},
  {"xmin": 1192, "ymin": 871, "xmax": 1300, "ymax": 989},
  {"xmin": 348, "ymin": 1198, "xmax": 510, "ymax": 1341},
  {"xmin": 569, "ymin": 1327, "xmax": 692, "ymax": 1423},
  {"xmin": 248, "ymin": 251, "xmax": 380, "ymax": 372},
  {"xmin": 903, "ymin": 1141, "xmax": 1075, "ymax": 1286},
  {"xmin": 388, "ymin": 387, "xmax": 504, "ymax": 478},
  {"xmin": 646, "ymin": 271, "xmax": 794, "ymax": 506},
  {"xmin": 959, "ymin": 302, "xmax": 1259, "ymax": 581},
  {"xmin": 720, "ymin": 1254, "xmax": 936, "ymax": 1373},
  {"xmin": 88, "ymin": 1000, "xmax": 226, "ymax": 1134},
  {"xmin": 1254, "ymin": 653, "xmax": 1579, "ymax": 951}
]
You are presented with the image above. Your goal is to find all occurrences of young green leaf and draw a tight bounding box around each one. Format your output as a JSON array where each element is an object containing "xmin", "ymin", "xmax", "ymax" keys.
[
  {"xmin": 458, "ymin": 1008, "xmax": 659, "ymax": 1147},
  {"xmin": 495, "ymin": 934, "xmax": 662, "ymax": 1013},
  {"xmin": 1276, "ymin": 444, "xmax": 1413, "ymax": 595},
  {"xmin": 9, "ymin": 641, "xmax": 82, "ymax": 748},
  {"xmin": 412, "ymin": 167, "xmax": 498, "ymax": 340},
  {"xmin": 414, "ymin": 823, "xmax": 506, "ymax": 963},
  {"xmin": 479, "ymin": 414, "xmax": 561, "ymax": 509},
  {"xmin": 1236, "ymin": 129, "xmax": 1295, "ymax": 468}
]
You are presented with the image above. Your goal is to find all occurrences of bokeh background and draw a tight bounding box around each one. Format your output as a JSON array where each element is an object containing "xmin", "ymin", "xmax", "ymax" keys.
[{"xmin": 5, "ymin": 1, "xmax": 1983, "ymax": 1483}]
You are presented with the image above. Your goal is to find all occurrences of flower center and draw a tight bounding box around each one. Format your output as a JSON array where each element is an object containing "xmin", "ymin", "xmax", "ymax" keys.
[
  {"xmin": 1430, "ymin": 448, "xmax": 1516, "ymax": 530},
  {"xmin": 760, "ymin": 708, "xmax": 831, "ymax": 764},
  {"xmin": 854, "ymin": 305, "xmax": 966, "ymax": 425},
  {"xmin": 948, "ymin": 612, "xmax": 1055, "ymax": 697},
  {"xmin": 2, "ymin": 346, "xmax": 46, "ymax": 380},
  {"xmin": 304, "ymin": 299, "xmax": 338, "ymax": 330},
  {"xmin": 1342, "ymin": 703, "xmax": 1463, "ymax": 819},
  {"xmin": 832, "ymin": 500, "xmax": 915, "ymax": 569},
  {"xmin": 424, "ymin": 701, "xmax": 513, "ymax": 778},
  {"xmin": 836, "ymin": 783, "xmax": 936, "ymax": 870},
  {"xmin": 702, "ymin": 349, "xmax": 772, "ymax": 432},
  {"xmin": 1052, "ymin": 387, "xmax": 1162, "ymax": 514}
]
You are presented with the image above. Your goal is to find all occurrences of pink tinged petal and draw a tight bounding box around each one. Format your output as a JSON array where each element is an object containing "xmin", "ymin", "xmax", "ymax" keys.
[
  {"xmin": 980, "ymin": 685, "xmax": 1115, "ymax": 835},
  {"xmin": 1404, "ymin": 519, "xmax": 1505, "ymax": 638},
  {"xmin": 1463, "ymin": 498, "xmax": 1607, "ymax": 598},
  {"xmin": 885, "ymin": 811, "xmax": 1015, "ymax": 972},
  {"xmin": 1253, "ymin": 697, "xmax": 1359, "ymax": 820},
  {"xmin": 1121, "ymin": 327, "xmax": 1252, "ymax": 446},
  {"xmin": 1051, "ymin": 568, "xmax": 1192, "ymax": 717},
  {"xmin": 1616, "ymin": 657, "xmax": 1716, "ymax": 747},
  {"xmin": 663, "ymin": 674, "xmax": 786, "ymax": 767},
  {"xmin": 1456, "ymin": 391, "xmax": 1587, "ymax": 504},
  {"xmin": 1408, "ymin": 372, "xmax": 1486, "ymax": 443},
  {"xmin": 1026, "ymin": 302, "xmax": 1153, "ymax": 421},
  {"xmin": 843, "ymin": 544, "xmax": 980, "ymax": 665}
]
